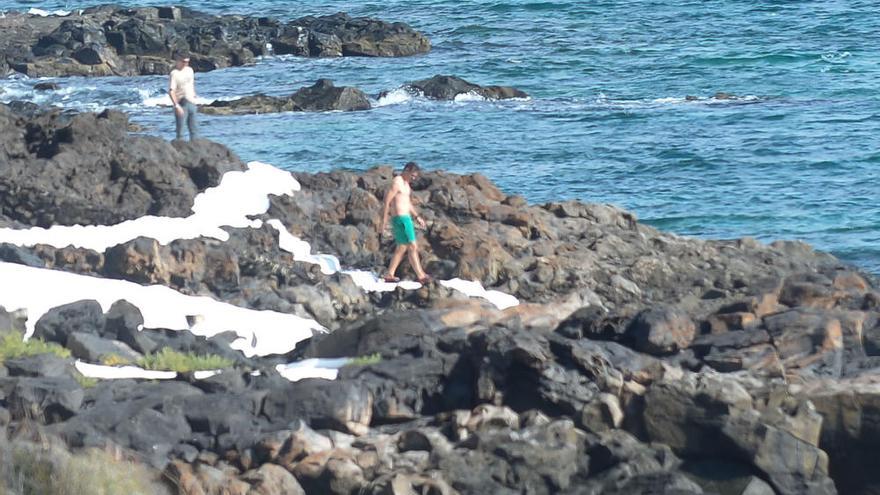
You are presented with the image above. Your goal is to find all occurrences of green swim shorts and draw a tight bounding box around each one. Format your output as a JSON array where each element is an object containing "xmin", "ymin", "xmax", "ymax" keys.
[{"xmin": 391, "ymin": 215, "xmax": 417, "ymax": 245}]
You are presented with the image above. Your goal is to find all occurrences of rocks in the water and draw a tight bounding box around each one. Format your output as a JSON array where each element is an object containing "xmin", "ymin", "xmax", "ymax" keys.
[
  {"xmin": 0, "ymin": 7, "xmax": 430, "ymax": 78},
  {"xmin": 33, "ymin": 82, "xmax": 61, "ymax": 91},
  {"xmin": 0, "ymin": 103, "xmax": 244, "ymax": 227},
  {"xmin": 400, "ymin": 74, "xmax": 529, "ymax": 100},
  {"xmin": 202, "ymin": 79, "xmax": 371, "ymax": 116}
]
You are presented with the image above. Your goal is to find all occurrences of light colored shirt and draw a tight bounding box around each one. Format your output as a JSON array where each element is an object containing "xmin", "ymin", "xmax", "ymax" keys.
[{"xmin": 169, "ymin": 66, "xmax": 196, "ymax": 102}]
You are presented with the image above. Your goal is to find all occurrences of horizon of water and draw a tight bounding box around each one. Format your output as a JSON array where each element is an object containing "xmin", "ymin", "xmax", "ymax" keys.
[{"xmin": 1, "ymin": 0, "xmax": 878, "ymax": 273}]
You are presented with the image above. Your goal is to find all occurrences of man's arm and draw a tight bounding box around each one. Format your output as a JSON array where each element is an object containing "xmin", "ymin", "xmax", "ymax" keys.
[
  {"xmin": 410, "ymin": 202, "xmax": 426, "ymax": 229},
  {"xmin": 380, "ymin": 178, "xmax": 401, "ymax": 233}
]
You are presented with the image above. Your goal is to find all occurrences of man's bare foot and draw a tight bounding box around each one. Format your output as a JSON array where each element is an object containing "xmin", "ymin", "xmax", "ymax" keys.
[
  {"xmin": 417, "ymin": 274, "xmax": 433, "ymax": 284},
  {"xmin": 383, "ymin": 275, "xmax": 401, "ymax": 283}
]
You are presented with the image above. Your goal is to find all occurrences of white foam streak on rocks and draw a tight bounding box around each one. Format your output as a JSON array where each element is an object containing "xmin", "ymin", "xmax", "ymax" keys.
[
  {"xmin": 275, "ymin": 357, "xmax": 351, "ymax": 382},
  {"xmin": 0, "ymin": 261, "xmax": 323, "ymax": 357},
  {"xmin": 439, "ymin": 278, "xmax": 520, "ymax": 310},
  {"xmin": 267, "ymin": 220, "xmax": 519, "ymax": 309},
  {"xmin": 75, "ymin": 361, "xmax": 176, "ymax": 380},
  {"xmin": 0, "ymin": 161, "xmax": 299, "ymax": 251},
  {"xmin": 27, "ymin": 8, "xmax": 71, "ymax": 17}
]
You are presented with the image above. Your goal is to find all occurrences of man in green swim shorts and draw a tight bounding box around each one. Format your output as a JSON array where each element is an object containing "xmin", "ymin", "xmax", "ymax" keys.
[{"xmin": 379, "ymin": 162, "xmax": 430, "ymax": 284}]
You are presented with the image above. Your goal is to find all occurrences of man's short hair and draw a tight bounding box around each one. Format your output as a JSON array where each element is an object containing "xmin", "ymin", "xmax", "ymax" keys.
[
  {"xmin": 403, "ymin": 161, "xmax": 420, "ymax": 173},
  {"xmin": 174, "ymin": 51, "xmax": 191, "ymax": 62}
]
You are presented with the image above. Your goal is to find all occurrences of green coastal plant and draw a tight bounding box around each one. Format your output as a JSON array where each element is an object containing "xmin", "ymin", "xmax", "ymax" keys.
[
  {"xmin": 348, "ymin": 353, "xmax": 382, "ymax": 367},
  {"xmin": 137, "ymin": 348, "xmax": 233, "ymax": 373},
  {"xmin": 0, "ymin": 331, "xmax": 71, "ymax": 363},
  {"xmin": 0, "ymin": 441, "xmax": 163, "ymax": 495}
]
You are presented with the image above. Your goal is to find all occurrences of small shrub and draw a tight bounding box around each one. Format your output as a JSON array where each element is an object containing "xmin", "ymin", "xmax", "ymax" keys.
[
  {"xmin": 73, "ymin": 373, "xmax": 98, "ymax": 389},
  {"xmin": 100, "ymin": 354, "xmax": 132, "ymax": 367},
  {"xmin": 1, "ymin": 441, "xmax": 165, "ymax": 495},
  {"xmin": 348, "ymin": 353, "xmax": 382, "ymax": 367},
  {"xmin": 137, "ymin": 348, "xmax": 233, "ymax": 373},
  {"xmin": 0, "ymin": 331, "xmax": 70, "ymax": 364}
]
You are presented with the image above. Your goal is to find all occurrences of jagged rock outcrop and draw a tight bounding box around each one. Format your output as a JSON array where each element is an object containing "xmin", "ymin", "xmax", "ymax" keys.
[
  {"xmin": 0, "ymin": 6, "xmax": 431, "ymax": 77},
  {"xmin": 392, "ymin": 74, "xmax": 529, "ymax": 100},
  {"xmin": 202, "ymin": 79, "xmax": 371, "ymax": 116},
  {"xmin": 0, "ymin": 103, "xmax": 243, "ymax": 227}
]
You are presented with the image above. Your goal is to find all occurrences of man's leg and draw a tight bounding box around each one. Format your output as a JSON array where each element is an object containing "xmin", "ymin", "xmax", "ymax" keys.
[
  {"xmin": 385, "ymin": 244, "xmax": 408, "ymax": 279},
  {"xmin": 407, "ymin": 244, "xmax": 427, "ymax": 280},
  {"xmin": 186, "ymin": 101, "xmax": 199, "ymax": 140},
  {"xmin": 175, "ymin": 106, "xmax": 185, "ymax": 140}
]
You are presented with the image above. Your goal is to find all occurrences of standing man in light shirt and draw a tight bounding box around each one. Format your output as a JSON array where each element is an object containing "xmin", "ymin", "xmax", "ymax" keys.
[{"xmin": 168, "ymin": 52, "xmax": 199, "ymax": 141}]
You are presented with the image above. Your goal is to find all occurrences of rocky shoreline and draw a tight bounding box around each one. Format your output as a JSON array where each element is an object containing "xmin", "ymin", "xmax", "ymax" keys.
[
  {"xmin": 1, "ymin": 96, "xmax": 880, "ymax": 495},
  {"xmin": 0, "ymin": 6, "xmax": 430, "ymax": 78}
]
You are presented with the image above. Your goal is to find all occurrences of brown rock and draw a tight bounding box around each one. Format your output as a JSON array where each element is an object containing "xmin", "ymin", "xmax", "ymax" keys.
[{"xmin": 241, "ymin": 463, "xmax": 305, "ymax": 495}]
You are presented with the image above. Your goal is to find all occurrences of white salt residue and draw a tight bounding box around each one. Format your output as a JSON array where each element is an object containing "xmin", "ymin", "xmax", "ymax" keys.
[
  {"xmin": 27, "ymin": 8, "xmax": 71, "ymax": 16},
  {"xmin": 267, "ymin": 220, "xmax": 518, "ymax": 308},
  {"xmin": 0, "ymin": 261, "xmax": 323, "ymax": 357},
  {"xmin": 275, "ymin": 357, "xmax": 351, "ymax": 382},
  {"xmin": 193, "ymin": 369, "xmax": 223, "ymax": 380},
  {"xmin": 75, "ymin": 361, "xmax": 176, "ymax": 380},
  {"xmin": 440, "ymin": 278, "xmax": 519, "ymax": 310},
  {"xmin": 267, "ymin": 219, "xmax": 340, "ymax": 274},
  {"xmin": 341, "ymin": 269, "xmax": 422, "ymax": 292},
  {"xmin": 0, "ymin": 161, "xmax": 299, "ymax": 251}
]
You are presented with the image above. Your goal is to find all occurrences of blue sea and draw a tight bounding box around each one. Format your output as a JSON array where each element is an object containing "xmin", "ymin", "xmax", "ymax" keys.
[{"xmin": 2, "ymin": 1, "xmax": 878, "ymax": 273}]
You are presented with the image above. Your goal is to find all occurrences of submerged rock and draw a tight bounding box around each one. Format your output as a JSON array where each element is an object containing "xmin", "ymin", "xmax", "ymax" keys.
[
  {"xmin": 401, "ymin": 74, "xmax": 529, "ymax": 100},
  {"xmin": 202, "ymin": 79, "xmax": 371, "ymax": 116}
]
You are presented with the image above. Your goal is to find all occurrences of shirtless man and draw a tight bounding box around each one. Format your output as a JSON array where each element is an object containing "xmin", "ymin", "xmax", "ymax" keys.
[
  {"xmin": 168, "ymin": 52, "xmax": 199, "ymax": 141},
  {"xmin": 380, "ymin": 162, "xmax": 430, "ymax": 283}
]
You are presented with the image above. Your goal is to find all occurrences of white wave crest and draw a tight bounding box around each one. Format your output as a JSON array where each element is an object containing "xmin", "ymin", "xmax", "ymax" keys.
[
  {"xmin": 453, "ymin": 91, "xmax": 488, "ymax": 102},
  {"xmin": 374, "ymin": 87, "xmax": 414, "ymax": 107}
]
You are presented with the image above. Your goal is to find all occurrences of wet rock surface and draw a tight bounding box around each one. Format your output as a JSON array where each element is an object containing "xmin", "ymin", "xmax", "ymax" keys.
[
  {"xmin": 0, "ymin": 6, "xmax": 430, "ymax": 78},
  {"xmin": 401, "ymin": 74, "xmax": 529, "ymax": 100},
  {"xmin": 2, "ymin": 106, "xmax": 880, "ymax": 494},
  {"xmin": 202, "ymin": 79, "xmax": 371, "ymax": 116}
]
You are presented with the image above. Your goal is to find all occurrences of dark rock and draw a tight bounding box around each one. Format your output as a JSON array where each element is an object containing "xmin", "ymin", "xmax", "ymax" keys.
[
  {"xmin": 65, "ymin": 331, "xmax": 142, "ymax": 363},
  {"xmin": 34, "ymin": 82, "xmax": 61, "ymax": 91},
  {"xmin": 102, "ymin": 299, "xmax": 144, "ymax": 340},
  {"xmin": 0, "ymin": 7, "xmax": 430, "ymax": 78},
  {"xmin": 0, "ymin": 243, "xmax": 44, "ymax": 267},
  {"xmin": 0, "ymin": 306, "xmax": 27, "ymax": 334},
  {"xmin": 292, "ymin": 12, "xmax": 431, "ymax": 57},
  {"xmin": 628, "ymin": 307, "xmax": 696, "ymax": 355},
  {"xmin": 403, "ymin": 74, "xmax": 528, "ymax": 100},
  {"xmin": 4, "ymin": 353, "xmax": 76, "ymax": 378},
  {"xmin": 263, "ymin": 379, "xmax": 372, "ymax": 435},
  {"xmin": 33, "ymin": 299, "xmax": 105, "ymax": 345},
  {"xmin": 202, "ymin": 79, "xmax": 370, "ymax": 116},
  {"xmin": 0, "ymin": 104, "xmax": 245, "ymax": 227},
  {"xmin": 0, "ymin": 376, "xmax": 83, "ymax": 422}
]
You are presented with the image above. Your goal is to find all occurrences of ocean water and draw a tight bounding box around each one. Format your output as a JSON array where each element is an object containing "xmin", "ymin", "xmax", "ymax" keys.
[{"xmin": 2, "ymin": 0, "xmax": 878, "ymax": 273}]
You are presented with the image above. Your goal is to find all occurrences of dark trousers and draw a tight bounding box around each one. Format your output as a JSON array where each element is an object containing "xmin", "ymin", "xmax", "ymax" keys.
[{"xmin": 175, "ymin": 99, "xmax": 199, "ymax": 141}]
